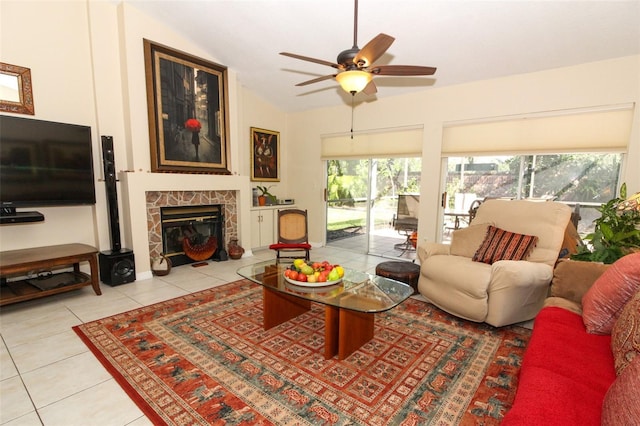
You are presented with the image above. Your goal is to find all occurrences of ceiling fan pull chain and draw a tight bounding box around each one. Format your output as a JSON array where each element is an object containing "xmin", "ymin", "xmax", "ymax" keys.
[{"xmin": 351, "ymin": 95, "xmax": 355, "ymax": 139}]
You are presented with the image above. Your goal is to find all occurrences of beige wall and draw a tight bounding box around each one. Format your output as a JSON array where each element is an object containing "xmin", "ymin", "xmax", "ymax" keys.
[
  {"xmin": 1, "ymin": 0, "xmax": 638, "ymax": 275},
  {"xmin": 0, "ymin": 1, "xmax": 102, "ymax": 252},
  {"xmin": 287, "ymin": 56, "xmax": 640, "ymax": 246}
]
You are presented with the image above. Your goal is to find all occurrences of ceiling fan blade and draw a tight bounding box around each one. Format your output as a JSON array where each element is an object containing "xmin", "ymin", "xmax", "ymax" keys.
[
  {"xmin": 353, "ymin": 33, "xmax": 395, "ymax": 67},
  {"xmin": 280, "ymin": 52, "xmax": 341, "ymax": 69},
  {"xmin": 295, "ymin": 74, "xmax": 337, "ymax": 86},
  {"xmin": 369, "ymin": 65, "xmax": 437, "ymax": 76},
  {"xmin": 362, "ymin": 79, "xmax": 377, "ymax": 95}
]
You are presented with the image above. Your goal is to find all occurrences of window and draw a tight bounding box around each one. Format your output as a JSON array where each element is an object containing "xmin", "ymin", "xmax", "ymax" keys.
[{"xmin": 445, "ymin": 153, "xmax": 623, "ymax": 235}]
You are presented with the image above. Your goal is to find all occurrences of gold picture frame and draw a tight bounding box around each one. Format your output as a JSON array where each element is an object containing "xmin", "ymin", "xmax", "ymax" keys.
[
  {"xmin": 143, "ymin": 40, "xmax": 230, "ymax": 174},
  {"xmin": 0, "ymin": 62, "xmax": 35, "ymax": 115},
  {"xmin": 250, "ymin": 127, "xmax": 280, "ymax": 182}
]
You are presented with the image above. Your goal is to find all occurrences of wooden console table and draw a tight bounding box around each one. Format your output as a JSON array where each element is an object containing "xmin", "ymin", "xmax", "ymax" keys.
[{"xmin": 0, "ymin": 243, "xmax": 101, "ymax": 306}]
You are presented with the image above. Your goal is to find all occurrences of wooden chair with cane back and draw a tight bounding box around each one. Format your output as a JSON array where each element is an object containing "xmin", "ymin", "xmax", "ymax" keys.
[{"xmin": 269, "ymin": 209, "xmax": 311, "ymax": 261}]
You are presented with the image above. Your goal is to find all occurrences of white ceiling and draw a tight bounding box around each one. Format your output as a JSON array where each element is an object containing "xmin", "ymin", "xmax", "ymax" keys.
[{"xmin": 127, "ymin": 0, "xmax": 640, "ymax": 113}]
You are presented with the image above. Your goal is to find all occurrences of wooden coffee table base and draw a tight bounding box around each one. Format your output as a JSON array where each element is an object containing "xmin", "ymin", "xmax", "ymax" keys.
[
  {"xmin": 262, "ymin": 287, "xmax": 374, "ymax": 360},
  {"xmin": 263, "ymin": 287, "xmax": 311, "ymax": 330},
  {"xmin": 325, "ymin": 306, "xmax": 374, "ymax": 360}
]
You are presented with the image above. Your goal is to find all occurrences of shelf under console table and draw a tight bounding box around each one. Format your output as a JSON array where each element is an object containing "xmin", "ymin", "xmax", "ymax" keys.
[{"xmin": 0, "ymin": 243, "xmax": 101, "ymax": 306}]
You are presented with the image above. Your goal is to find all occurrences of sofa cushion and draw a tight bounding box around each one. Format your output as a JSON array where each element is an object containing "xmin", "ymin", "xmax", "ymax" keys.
[
  {"xmin": 611, "ymin": 289, "xmax": 640, "ymax": 376},
  {"xmin": 472, "ymin": 225, "xmax": 538, "ymax": 264},
  {"xmin": 501, "ymin": 307, "xmax": 616, "ymax": 426},
  {"xmin": 543, "ymin": 296, "xmax": 583, "ymax": 315},
  {"xmin": 601, "ymin": 356, "xmax": 640, "ymax": 426},
  {"xmin": 551, "ymin": 259, "xmax": 610, "ymax": 305},
  {"xmin": 450, "ymin": 223, "xmax": 491, "ymax": 258},
  {"xmin": 582, "ymin": 252, "xmax": 640, "ymax": 334}
]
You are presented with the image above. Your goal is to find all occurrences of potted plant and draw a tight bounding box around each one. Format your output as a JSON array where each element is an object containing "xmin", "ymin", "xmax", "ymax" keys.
[
  {"xmin": 256, "ymin": 185, "xmax": 276, "ymax": 206},
  {"xmin": 572, "ymin": 183, "xmax": 640, "ymax": 264}
]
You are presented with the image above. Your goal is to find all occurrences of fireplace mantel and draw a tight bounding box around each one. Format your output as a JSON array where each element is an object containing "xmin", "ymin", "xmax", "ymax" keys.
[{"xmin": 119, "ymin": 171, "xmax": 252, "ymax": 279}]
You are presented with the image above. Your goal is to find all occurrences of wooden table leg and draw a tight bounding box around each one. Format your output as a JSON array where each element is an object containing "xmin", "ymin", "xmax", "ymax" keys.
[
  {"xmin": 324, "ymin": 306, "xmax": 375, "ymax": 360},
  {"xmin": 324, "ymin": 305, "xmax": 339, "ymax": 359},
  {"xmin": 262, "ymin": 287, "xmax": 310, "ymax": 330},
  {"xmin": 338, "ymin": 309, "xmax": 374, "ymax": 360},
  {"xmin": 86, "ymin": 254, "xmax": 101, "ymax": 295}
]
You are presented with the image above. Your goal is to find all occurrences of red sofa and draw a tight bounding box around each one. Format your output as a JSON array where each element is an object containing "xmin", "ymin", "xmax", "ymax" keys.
[
  {"xmin": 502, "ymin": 256, "xmax": 640, "ymax": 425},
  {"xmin": 502, "ymin": 306, "xmax": 616, "ymax": 425}
]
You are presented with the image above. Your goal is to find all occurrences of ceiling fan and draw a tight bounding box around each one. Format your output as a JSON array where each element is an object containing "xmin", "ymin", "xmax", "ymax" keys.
[{"xmin": 280, "ymin": 0, "xmax": 437, "ymax": 96}]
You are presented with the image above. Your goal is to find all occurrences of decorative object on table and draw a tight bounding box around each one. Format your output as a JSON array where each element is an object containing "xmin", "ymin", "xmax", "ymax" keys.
[
  {"xmin": 252, "ymin": 187, "xmax": 259, "ymax": 206},
  {"xmin": 74, "ymin": 279, "xmax": 530, "ymax": 425},
  {"xmin": 256, "ymin": 185, "xmax": 276, "ymax": 206},
  {"xmin": 182, "ymin": 235, "xmax": 217, "ymax": 262},
  {"xmin": 151, "ymin": 254, "xmax": 172, "ymax": 276},
  {"xmin": 283, "ymin": 258, "xmax": 344, "ymax": 285},
  {"xmin": 143, "ymin": 39, "xmax": 230, "ymax": 174},
  {"xmin": 250, "ymin": 127, "xmax": 279, "ymax": 182},
  {"xmin": 0, "ymin": 62, "xmax": 34, "ymax": 115},
  {"xmin": 227, "ymin": 238, "xmax": 244, "ymax": 260},
  {"xmin": 572, "ymin": 183, "xmax": 640, "ymax": 264}
]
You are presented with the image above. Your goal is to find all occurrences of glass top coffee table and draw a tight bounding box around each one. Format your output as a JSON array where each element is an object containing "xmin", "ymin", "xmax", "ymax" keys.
[{"xmin": 237, "ymin": 260, "xmax": 414, "ymax": 360}]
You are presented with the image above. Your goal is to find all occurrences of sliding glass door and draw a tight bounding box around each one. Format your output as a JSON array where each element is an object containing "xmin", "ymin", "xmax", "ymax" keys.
[{"xmin": 326, "ymin": 157, "xmax": 421, "ymax": 258}]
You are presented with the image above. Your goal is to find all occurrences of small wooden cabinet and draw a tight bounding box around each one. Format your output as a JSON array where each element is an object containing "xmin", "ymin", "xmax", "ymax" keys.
[
  {"xmin": 0, "ymin": 243, "xmax": 101, "ymax": 306},
  {"xmin": 251, "ymin": 208, "xmax": 275, "ymax": 249}
]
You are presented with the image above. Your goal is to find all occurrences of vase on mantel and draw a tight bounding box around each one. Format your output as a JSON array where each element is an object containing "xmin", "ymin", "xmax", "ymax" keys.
[{"xmin": 228, "ymin": 239, "xmax": 245, "ymax": 260}]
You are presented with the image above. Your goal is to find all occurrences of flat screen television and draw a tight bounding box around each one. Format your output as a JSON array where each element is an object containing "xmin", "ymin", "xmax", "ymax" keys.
[{"xmin": 0, "ymin": 115, "xmax": 96, "ymax": 222}]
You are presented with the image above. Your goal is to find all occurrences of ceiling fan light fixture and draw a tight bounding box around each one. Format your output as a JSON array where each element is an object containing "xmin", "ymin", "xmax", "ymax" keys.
[{"xmin": 336, "ymin": 70, "xmax": 372, "ymax": 94}]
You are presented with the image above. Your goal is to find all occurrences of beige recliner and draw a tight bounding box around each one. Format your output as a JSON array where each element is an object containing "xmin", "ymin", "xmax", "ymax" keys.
[{"xmin": 417, "ymin": 199, "xmax": 571, "ymax": 327}]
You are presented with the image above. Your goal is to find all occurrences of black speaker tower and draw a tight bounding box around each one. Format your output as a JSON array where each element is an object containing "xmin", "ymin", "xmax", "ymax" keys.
[{"xmin": 99, "ymin": 136, "xmax": 135, "ymax": 286}]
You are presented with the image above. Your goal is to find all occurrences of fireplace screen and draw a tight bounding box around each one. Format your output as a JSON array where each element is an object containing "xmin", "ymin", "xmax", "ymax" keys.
[{"xmin": 161, "ymin": 204, "xmax": 225, "ymax": 266}]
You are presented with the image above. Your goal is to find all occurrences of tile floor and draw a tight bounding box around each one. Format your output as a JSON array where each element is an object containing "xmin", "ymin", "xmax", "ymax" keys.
[{"xmin": 0, "ymin": 245, "xmax": 406, "ymax": 425}]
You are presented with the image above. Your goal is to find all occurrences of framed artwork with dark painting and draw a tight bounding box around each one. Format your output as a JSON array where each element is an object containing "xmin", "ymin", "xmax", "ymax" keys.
[{"xmin": 144, "ymin": 39, "xmax": 230, "ymax": 174}]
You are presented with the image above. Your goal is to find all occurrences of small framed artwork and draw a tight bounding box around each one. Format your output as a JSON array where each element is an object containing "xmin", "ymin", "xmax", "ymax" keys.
[
  {"xmin": 0, "ymin": 62, "xmax": 35, "ymax": 115},
  {"xmin": 250, "ymin": 127, "xmax": 280, "ymax": 182},
  {"xmin": 143, "ymin": 39, "xmax": 230, "ymax": 174}
]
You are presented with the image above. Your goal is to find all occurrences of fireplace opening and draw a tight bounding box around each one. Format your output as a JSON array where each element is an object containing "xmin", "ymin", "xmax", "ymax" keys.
[{"xmin": 161, "ymin": 204, "xmax": 227, "ymax": 267}]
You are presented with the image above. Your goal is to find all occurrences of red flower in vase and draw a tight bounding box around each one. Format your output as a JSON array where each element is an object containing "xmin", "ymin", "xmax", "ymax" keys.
[{"xmin": 185, "ymin": 118, "xmax": 201, "ymax": 132}]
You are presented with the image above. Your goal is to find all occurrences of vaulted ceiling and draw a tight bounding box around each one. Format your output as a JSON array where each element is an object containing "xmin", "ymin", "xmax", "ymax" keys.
[{"xmin": 127, "ymin": 0, "xmax": 640, "ymax": 113}]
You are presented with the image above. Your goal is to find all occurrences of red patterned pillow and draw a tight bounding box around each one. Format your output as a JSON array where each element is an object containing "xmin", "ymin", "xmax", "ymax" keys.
[
  {"xmin": 472, "ymin": 225, "xmax": 538, "ymax": 264},
  {"xmin": 611, "ymin": 290, "xmax": 640, "ymax": 376},
  {"xmin": 582, "ymin": 252, "xmax": 640, "ymax": 335},
  {"xmin": 601, "ymin": 356, "xmax": 640, "ymax": 425}
]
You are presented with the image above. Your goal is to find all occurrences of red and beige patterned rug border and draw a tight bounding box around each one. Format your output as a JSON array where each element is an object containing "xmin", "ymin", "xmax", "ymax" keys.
[{"xmin": 74, "ymin": 279, "xmax": 530, "ymax": 425}]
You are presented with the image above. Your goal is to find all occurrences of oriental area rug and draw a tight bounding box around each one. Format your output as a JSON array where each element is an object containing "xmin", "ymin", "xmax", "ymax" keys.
[{"xmin": 73, "ymin": 280, "xmax": 531, "ymax": 425}]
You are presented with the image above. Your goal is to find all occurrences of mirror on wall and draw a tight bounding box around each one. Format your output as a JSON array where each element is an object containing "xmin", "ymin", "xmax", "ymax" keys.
[{"xmin": 0, "ymin": 62, "xmax": 34, "ymax": 115}]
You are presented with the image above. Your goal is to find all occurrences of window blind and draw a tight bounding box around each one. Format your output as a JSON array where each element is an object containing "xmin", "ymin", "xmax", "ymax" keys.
[
  {"xmin": 321, "ymin": 127, "xmax": 423, "ymax": 159},
  {"xmin": 442, "ymin": 105, "xmax": 635, "ymax": 156}
]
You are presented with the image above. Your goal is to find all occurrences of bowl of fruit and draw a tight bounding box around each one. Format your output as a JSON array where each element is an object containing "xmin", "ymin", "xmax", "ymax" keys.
[{"xmin": 283, "ymin": 259, "xmax": 345, "ymax": 287}]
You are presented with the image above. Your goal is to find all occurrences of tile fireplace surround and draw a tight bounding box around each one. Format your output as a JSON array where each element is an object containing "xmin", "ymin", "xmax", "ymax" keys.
[
  {"xmin": 146, "ymin": 190, "xmax": 238, "ymax": 263},
  {"xmin": 120, "ymin": 172, "xmax": 252, "ymax": 279}
]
